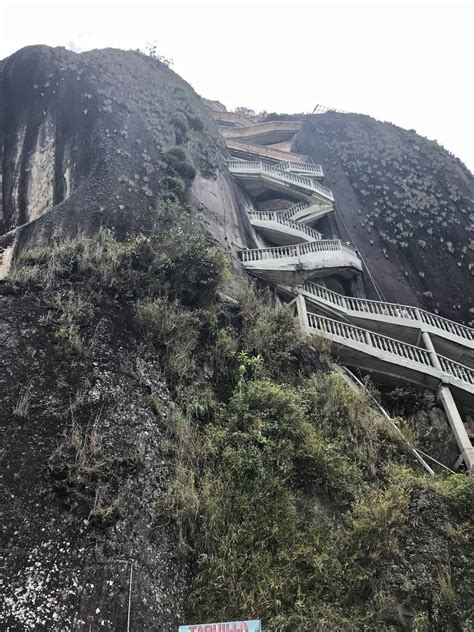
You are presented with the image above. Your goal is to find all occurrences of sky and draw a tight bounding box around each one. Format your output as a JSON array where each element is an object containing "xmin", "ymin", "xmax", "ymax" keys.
[{"xmin": 0, "ymin": 0, "xmax": 472, "ymax": 171}]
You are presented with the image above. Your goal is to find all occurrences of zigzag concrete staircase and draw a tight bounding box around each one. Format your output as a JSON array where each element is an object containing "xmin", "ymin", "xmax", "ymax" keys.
[
  {"xmin": 301, "ymin": 282, "xmax": 474, "ymax": 366},
  {"xmin": 209, "ymin": 104, "xmax": 474, "ymax": 472},
  {"xmin": 303, "ymin": 311, "xmax": 474, "ymax": 402},
  {"xmin": 240, "ymin": 240, "xmax": 362, "ymax": 285},
  {"xmin": 227, "ymin": 160, "xmax": 333, "ymax": 206}
]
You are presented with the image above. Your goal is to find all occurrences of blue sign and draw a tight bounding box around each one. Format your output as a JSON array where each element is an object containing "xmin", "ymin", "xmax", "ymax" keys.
[{"xmin": 179, "ymin": 621, "xmax": 261, "ymax": 632}]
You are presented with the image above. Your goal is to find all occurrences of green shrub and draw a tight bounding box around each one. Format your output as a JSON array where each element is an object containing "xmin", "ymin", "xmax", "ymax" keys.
[
  {"xmin": 10, "ymin": 209, "xmax": 228, "ymax": 309},
  {"xmin": 187, "ymin": 114, "xmax": 204, "ymax": 132},
  {"xmin": 171, "ymin": 111, "xmax": 189, "ymax": 143},
  {"xmin": 164, "ymin": 146, "xmax": 197, "ymax": 181},
  {"xmin": 159, "ymin": 373, "xmax": 413, "ymax": 628},
  {"xmin": 162, "ymin": 175, "xmax": 186, "ymax": 200},
  {"xmin": 135, "ymin": 296, "xmax": 200, "ymax": 385},
  {"xmin": 347, "ymin": 484, "xmax": 410, "ymax": 562}
]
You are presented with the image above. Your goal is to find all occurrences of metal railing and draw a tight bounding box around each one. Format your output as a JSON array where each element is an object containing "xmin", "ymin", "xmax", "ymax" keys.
[
  {"xmin": 303, "ymin": 282, "xmax": 474, "ymax": 343},
  {"xmin": 307, "ymin": 313, "xmax": 474, "ymax": 387},
  {"xmin": 227, "ymin": 160, "xmax": 334, "ymax": 201},
  {"xmin": 240, "ymin": 239, "xmax": 358, "ymax": 263},
  {"xmin": 247, "ymin": 211, "xmax": 323, "ymax": 240}
]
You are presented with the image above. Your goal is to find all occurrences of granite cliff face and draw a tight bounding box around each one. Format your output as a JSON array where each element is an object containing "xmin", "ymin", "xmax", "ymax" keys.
[
  {"xmin": 0, "ymin": 45, "xmax": 252, "ymax": 272},
  {"xmin": 293, "ymin": 114, "xmax": 473, "ymax": 324},
  {"xmin": 0, "ymin": 46, "xmax": 473, "ymax": 632},
  {"xmin": 0, "ymin": 45, "xmax": 254, "ymax": 631}
]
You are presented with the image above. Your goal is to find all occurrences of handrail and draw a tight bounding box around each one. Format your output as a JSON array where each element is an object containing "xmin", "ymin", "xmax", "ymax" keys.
[
  {"xmin": 270, "ymin": 164, "xmax": 333, "ymax": 198},
  {"xmin": 221, "ymin": 120, "xmax": 302, "ymax": 134},
  {"xmin": 240, "ymin": 240, "xmax": 358, "ymax": 263},
  {"xmin": 240, "ymin": 244, "xmax": 298, "ymax": 262},
  {"xmin": 227, "ymin": 160, "xmax": 334, "ymax": 201},
  {"xmin": 306, "ymin": 312, "xmax": 474, "ymax": 387},
  {"xmin": 210, "ymin": 111, "xmax": 255, "ymax": 127},
  {"xmin": 225, "ymin": 139, "xmax": 310, "ymax": 165},
  {"xmin": 275, "ymin": 160, "xmax": 324, "ymax": 177},
  {"xmin": 247, "ymin": 211, "xmax": 323, "ymax": 240},
  {"xmin": 303, "ymin": 282, "xmax": 474, "ymax": 343},
  {"xmin": 278, "ymin": 201, "xmax": 311, "ymax": 221},
  {"xmin": 438, "ymin": 355, "xmax": 474, "ymax": 384}
]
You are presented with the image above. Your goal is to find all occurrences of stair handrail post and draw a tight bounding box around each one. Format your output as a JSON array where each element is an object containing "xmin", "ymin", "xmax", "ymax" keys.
[{"xmin": 414, "ymin": 307, "xmax": 424, "ymax": 326}]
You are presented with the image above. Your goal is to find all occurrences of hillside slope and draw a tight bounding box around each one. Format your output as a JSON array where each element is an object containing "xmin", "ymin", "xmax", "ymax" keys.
[{"xmin": 0, "ymin": 46, "xmax": 473, "ymax": 632}]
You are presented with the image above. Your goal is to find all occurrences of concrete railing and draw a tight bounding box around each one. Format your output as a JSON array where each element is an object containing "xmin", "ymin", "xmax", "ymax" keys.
[
  {"xmin": 307, "ymin": 312, "xmax": 474, "ymax": 387},
  {"xmin": 278, "ymin": 201, "xmax": 312, "ymax": 221},
  {"xmin": 438, "ymin": 355, "xmax": 474, "ymax": 384},
  {"xmin": 225, "ymin": 139, "xmax": 308, "ymax": 165},
  {"xmin": 211, "ymin": 111, "xmax": 255, "ymax": 127},
  {"xmin": 275, "ymin": 160, "xmax": 324, "ymax": 178},
  {"xmin": 247, "ymin": 211, "xmax": 323, "ymax": 240},
  {"xmin": 303, "ymin": 282, "xmax": 474, "ymax": 343},
  {"xmin": 417, "ymin": 310, "xmax": 473, "ymax": 341},
  {"xmin": 220, "ymin": 120, "xmax": 302, "ymax": 139},
  {"xmin": 240, "ymin": 239, "xmax": 357, "ymax": 263},
  {"xmin": 227, "ymin": 160, "xmax": 334, "ymax": 201}
]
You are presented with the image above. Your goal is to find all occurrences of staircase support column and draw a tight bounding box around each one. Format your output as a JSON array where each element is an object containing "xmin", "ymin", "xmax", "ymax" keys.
[
  {"xmin": 421, "ymin": 331, "xmax": 442, "ymax": 371},
  {"xmin": 295, "ymin": 292, "xmax": 309, "ymax": 332},
  {"xmin": 437, "ymin": 385, "xmax": 474, "ymax": 473}
]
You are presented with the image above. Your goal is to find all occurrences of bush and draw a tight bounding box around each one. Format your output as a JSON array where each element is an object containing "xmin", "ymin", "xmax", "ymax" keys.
[
  {"xmin": 187, "ymin": 114, "xmax": 204, "ymax": 132},
  {"xmin": 171, "ymin": 111, "xmax": 189, "ymax": 143},
  {"xmin": 164, "ymin": 147, "xmax": 197, "ymax": 182},
  {"xmin": 159, "ymin": 373, "xmax": 409, "ymax": 628},
  {"xmin": 161, "ymin": 175, "xmax": 186, "ymax": 200},
  {"xmin": 135, "ymin": 296, "xmax": 200, "ymax": 386},
  {"xmin": 10, "ymin": 207, "xmax": 228, "ymax": 308},
  {"xmin": 347, "ymin": 484, "xmax": 410, "ymax": 562}
]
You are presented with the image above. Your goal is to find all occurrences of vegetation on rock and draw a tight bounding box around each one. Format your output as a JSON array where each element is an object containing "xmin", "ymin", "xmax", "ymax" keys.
[{"xmin": 6, "ymin": 198, "xmax": 473, "ymax": 630}]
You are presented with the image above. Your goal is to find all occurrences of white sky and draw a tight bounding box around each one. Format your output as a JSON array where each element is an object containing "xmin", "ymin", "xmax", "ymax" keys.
[{"xmin": 0, "ymin": 0, "xmax": 473, "ymax": 170}]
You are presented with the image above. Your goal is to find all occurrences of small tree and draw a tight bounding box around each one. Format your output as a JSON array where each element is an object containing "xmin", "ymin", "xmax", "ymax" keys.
[
  {"xmin": 143, "ymin": 41, "xmax": 173, "ymax": 67},
  {"xmin": 234, "ymin": 106, "xmax": 256, "ymax": 118}
]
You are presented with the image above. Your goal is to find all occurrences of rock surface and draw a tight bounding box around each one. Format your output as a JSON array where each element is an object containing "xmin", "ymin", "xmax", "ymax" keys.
[
  {"xmin": 0, "ymin": 291, "xmax": 187, "ymax": 630},
  {"xmin": 294, "ymin": 113, "xmax": 474, "ymax": 323},
  {"xmin": 0, "ymin": 46, "xmax": 473, "ymax": 631},
  {"xmin": 0, "ymin": 45, "xmax": 251, "ymax": 270}
]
